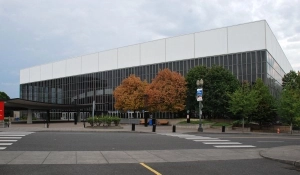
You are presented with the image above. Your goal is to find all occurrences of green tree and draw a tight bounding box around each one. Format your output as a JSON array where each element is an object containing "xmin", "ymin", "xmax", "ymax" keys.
[
  {"xmin": 282, "ymin": 70, "xmax": 298, "ymax": 89},
  {"xmin": 277, "ymin": 87, "xmax": 300, "ymax": 134},
  {"xmin": 204, "ymin": 66, "xmax": 239, "ymax": 118},
  {"xmin": 0, "ymin": 91, "xmax": 10, "ymax": 100},
  {"xmin": 185, "ymin": 66, "xmax": 208, "ymax": 112},
  {"xmin": 228, "ymin": 81, "xmax": 260, "ymax": 131},
  {"xmin": 251, "ymin": 78, "xmax": 276, "ymax": 126}
]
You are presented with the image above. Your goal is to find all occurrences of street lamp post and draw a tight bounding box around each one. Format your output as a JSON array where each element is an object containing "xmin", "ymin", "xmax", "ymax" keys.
[
  {"xmin": 144, "ymin": 94, "xmax": 148, "ymax": 127},
  {"xmin": 196, "ymin": 79, "xmax": 204, "ymax": 132}
]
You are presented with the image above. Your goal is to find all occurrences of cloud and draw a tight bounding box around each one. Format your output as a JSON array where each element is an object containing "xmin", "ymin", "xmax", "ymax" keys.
[{"xmin": 0, "ymin": 0, "xmax": 300, "ymax": 98}]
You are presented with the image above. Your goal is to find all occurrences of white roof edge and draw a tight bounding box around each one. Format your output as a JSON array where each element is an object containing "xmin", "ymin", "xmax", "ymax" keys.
[{"xmin": 20, "ymin": 20, "xmax": 267, "ymax": 71}]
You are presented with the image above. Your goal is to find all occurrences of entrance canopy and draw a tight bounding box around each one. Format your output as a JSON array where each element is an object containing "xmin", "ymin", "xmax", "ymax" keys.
[{"xmin": 2, "ymin": 98, "xmax": 92, "ymax": 110}]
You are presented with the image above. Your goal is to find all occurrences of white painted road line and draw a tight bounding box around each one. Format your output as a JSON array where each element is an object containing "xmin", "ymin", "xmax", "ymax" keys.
[
  {"xmin": 203, "ymin": 142, "xmax": 242, "ymax": 144},
  {"xmin": 186, "ymin": 137, "xmax": 219, "ymax": 140},
  {"xmin": 0, "ymin": 143, "xmax": 13, "ymax": 146},
  {"xmin": 194, "ymin": 140, "xmax": 230, "ymax": 142},
  {"xmin": 0, "ymin": 135, "xmax": 25, "ymax": 137},
  {"xmin": 257, "ymin": 141, "xmax": 284, "ymax": 142},
  {"xmin": 214, "ymin": 145, "xmax": 256, "ymax": 148},
  {"xmin": 0, "ymin": 137, "xmax": 22, "ymax": 139},
  {"xmin": 0, "ymin": 140, "xmax": 17, "ymax": 142},
  {"xmin": 175, "ymin": 135, "xmax": 198, "ymax": 138},
  {"xmin": 0, "ymin": 147, "xmax": 6, "ymax": 150}
]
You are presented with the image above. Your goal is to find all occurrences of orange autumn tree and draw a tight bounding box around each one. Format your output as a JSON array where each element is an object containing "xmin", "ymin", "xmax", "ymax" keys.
[
  {"xmin": 113, "ymin": 74, "xmax": 148, "ymax": 115},
  {"xmin": 146, "ymin": 68, "xmax": 187, "ymax": 113}
]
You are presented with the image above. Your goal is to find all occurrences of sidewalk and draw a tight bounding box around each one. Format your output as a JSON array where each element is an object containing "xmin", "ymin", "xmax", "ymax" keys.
[
  {"xmin": 1, "ymin": 122, "xmax": 300, "ymax": 167},
  {"xmin": 260, "ymin": 146, "xmax": 300, "ymax": 168},
  {"xmin": 1, "ymin": 122, "xmax": 299, "ymax": 135}
]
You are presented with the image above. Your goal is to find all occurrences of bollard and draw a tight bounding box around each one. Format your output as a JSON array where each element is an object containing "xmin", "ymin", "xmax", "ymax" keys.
[
  {"xmin": 172, "ymin": 125, "xmax": 176, "ymax": 132},
  {"xmin": 222, "ymin": 125, "xmax": 225, "ymax": 132},
  {"xmin": 144, "ymin": 117, "xmax": 148, "ymax": 127},
  {"xmin": 132, "ymin": 123, "xmax": 135, "ymax": 131},
  {"xmin": 187, "ymin": 118, "xmax": 190, "ymax": 123},
  {"xmin": 152, "ymin": 124, "xmax": 156, "ymax": 132},
  {"xmin": 47, "ymin": 123, "xmax": 49, "ymax": 128}
]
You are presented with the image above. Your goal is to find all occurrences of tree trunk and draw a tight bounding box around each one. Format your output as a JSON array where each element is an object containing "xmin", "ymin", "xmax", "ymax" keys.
[
  {"xmin": 291, "ymin": 122, "xmax": 293, "ymax": 135},
  {"xmin": 242, "ymin": 117, "xmax": 244, "ymax": 133}
]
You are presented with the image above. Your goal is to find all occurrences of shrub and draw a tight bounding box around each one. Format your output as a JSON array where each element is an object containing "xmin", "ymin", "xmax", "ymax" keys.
[
  {"xmin": 95, "ymin": 117, "xmax": 103, "ymax": 126},
  {"xmin": 86, "ymin": 117, "xmax": 94, "ymax": 126},
  {"xmin": 112, "ymin": 117, "xmax": 121, "ymax": 126}
]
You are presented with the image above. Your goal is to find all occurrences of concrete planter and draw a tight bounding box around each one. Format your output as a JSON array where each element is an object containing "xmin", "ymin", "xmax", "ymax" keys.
[{"xmin": 232, "ymin": 127, "xmax": 251, "ymax": 132}]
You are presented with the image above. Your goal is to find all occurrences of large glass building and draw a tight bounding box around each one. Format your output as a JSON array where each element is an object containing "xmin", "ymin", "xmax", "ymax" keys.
[{"xmin": 19, "ymin": 20, "xmax": 293, "ymax": 119}]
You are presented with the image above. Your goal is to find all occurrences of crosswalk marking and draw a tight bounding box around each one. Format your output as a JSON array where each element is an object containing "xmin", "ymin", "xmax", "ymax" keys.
[
  {"xmin": 0, "ymin": 132, "xmax": 34, "ymax": 151},
  {"xmin": 0, "ymin": 135, "xmax": 26, "ymax": 137},
  {"xmin": 194, "ymin": 140, "xmax": 229, "ymax": 142},
  {"xmin": 214, "ymin": 145, "xmax": 256, "ymax": 148},
  {"xmin": 186, "ymin": 137, "xmax": 219, "ymax": 140},
  {"xmin": 0, "ymin": 137, "xmax": 22, "ymax": 139},
  {"xmin": 157, "ymin": 133, "xmax": 256, "ymax": 148},
  {"xmin": 0, "ymin": 143, "xmax": 13, "ymax": 146},
  {"xmin": 203, "ymin": 142, "xmax": 242, "ymax": 144},
  {"xmin": 0, "ymin": 140, "xmax": 17, "ymax": 142}
]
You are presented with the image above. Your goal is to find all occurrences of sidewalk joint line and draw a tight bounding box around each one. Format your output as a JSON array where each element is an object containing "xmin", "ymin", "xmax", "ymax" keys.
[{"xmin": 42, "ymin": 151, "xmax": 51, "ymax": 164}]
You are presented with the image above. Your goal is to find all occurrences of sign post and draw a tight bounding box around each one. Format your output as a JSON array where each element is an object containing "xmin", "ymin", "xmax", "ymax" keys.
[{"xmin": 0, "ymin": 101, "xmax": 4, "ymax": 121}]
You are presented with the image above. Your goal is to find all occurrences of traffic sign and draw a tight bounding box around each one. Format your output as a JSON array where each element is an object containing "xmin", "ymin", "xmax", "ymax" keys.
[
  {"xmin": 196, "ymin": 88, "xmax": 203, "ymax": 96},
  {"xmin": 197, "ymin": 96, "xmax": 203, "ymax": 102}
]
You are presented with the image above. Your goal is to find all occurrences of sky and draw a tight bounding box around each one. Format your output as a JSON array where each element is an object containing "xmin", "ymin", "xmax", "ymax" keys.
[{"xmin": 0, "ymin": 0, "xmax": 300, "ymax": 98}]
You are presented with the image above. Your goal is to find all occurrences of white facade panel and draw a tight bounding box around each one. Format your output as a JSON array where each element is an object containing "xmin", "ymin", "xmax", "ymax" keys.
[
  {"xmin": 266, "ymin": 24, "xmax": 293, "ymax": 73},
  {"xmin": 228, "ymin": 21, "xmax": 266, "ymax": 53},
  {"xmin": 166, "ymin": 34, "xmax": 194, "ymax": 61},
  {"xmin": 118, "ymin": 44, "xmax": 140, "ymax": 69},
  {"xmin": 141, "ymin": 39, "xmax": 166, "ymax": 65},
  {"xmin": 40, "ymin": 63, "xmax": 53, "ymax": 81},
  {"xmin": 195, "ymin": 28, "xmax": 227, "ymax": 57},
  {"xmin": 66, "ymin": 57, "xmax": 81, "ymax": 77},
  {"xmin": 29, "ymin": 66, "xmax": 41, "ymax": 82},
  {"xmin": 20, "ymin": 69, "xmax": 30, "ymax": 84},
  {"xmin": 82, "ymin": 53, "xmax": 98, "ymax": 74},
  {"xmin": 52, "ymin": 60, "xmax": 66, "ymax": 79},
  {"xmin": 98, "ymin": 49, "xmax": 118, "ymax": 71}
]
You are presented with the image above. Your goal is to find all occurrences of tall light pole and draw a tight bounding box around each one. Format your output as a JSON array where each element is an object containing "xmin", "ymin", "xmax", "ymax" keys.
[{"xmin": 196, "ymin": 79, "xmax": 204, "ymax": 132}]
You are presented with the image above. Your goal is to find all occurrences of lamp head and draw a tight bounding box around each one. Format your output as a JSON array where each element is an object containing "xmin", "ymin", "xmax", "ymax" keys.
[{"xmin": 196, "ymin": 79, "xmax": 204, "ymax": 86}]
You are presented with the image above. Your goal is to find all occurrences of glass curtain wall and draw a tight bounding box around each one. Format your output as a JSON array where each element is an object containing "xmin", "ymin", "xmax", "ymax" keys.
[{"xmin": 21, "ymin": 50, "xmax": 283, "ymax": 116}]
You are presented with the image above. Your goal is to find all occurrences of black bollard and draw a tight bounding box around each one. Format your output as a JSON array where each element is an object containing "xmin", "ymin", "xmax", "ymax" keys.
[
  {"xmin": 132, "ymin": 123, "xmax": 135, "ymax": 131},
  {"xmin": 187, "ymin": 118, "xmax": 190, "ymax": 123},
  {"xmin": 172, "ymin": 125, "xmax": 176, "ymax": 132},
  {"xmin": 222, "ymin": 125, "xmax": 225, "ymax": 132},
  {"xmin": 152, "ymin": 124, "xmax": 156, "ymax": 132},
  {"xmin": 144, "ymin": 117, "xmax": 148, "ymax": 127}
]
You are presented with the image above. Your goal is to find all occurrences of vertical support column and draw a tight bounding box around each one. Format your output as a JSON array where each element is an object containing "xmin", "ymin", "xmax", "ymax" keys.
[
  {"xmin": 27, "ymin": 109, "xmax": 32, "ymax": 124},
  {"xmin": 46, "ymin": 110, "xmax": 50, "ymax": 128}
]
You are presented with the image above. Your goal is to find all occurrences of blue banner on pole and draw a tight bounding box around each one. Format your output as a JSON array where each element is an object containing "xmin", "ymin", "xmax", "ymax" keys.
[{"xmin": 196, "ymin": 88, "xmax": 203, "ymax": 96}]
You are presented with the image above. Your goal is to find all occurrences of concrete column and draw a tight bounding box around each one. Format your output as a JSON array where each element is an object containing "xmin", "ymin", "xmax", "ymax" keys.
[{"xmin": 27, "ymin": 109, "xmax": 32, "ymax": 124}]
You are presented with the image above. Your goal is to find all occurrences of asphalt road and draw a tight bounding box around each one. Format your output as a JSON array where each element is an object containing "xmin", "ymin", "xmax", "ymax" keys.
[
  {"xmin": 0, "ymin": 159, "xmax": 299, "ymax": 175},
  {"xmin": 1, "ymin": 132, "xmax": 300, "ymax": 175},
  {"xmin": 4, "ymin": 132, "xmax": 300, "ymax": 151}
]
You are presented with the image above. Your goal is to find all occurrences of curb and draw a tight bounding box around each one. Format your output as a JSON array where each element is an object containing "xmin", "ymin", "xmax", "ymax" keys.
[{"xmin": 259, "ymin": 150, "xmax": 300, "ymax": 168}]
